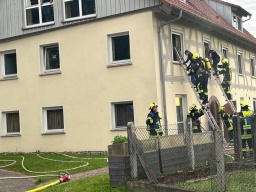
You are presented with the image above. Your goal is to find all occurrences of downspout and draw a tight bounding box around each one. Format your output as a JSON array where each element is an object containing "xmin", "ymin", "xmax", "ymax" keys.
[{"xmin": 158, "ymin": 6, "xmax": 182, "ymax": 135}]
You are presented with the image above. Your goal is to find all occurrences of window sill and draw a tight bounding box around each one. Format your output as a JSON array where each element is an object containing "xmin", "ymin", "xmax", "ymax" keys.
[
  {"xmin": 251, "ymin": 76, "xmax": 256, "ymax": 79},
  {"xmin": 0, "ymin": 76, "xmax": 18, "ymax": 81},
  {"xmin": 42, "ymin": 131, "xmax": 65, "ymax": 135},
  {"xmin": 62, "ymin": 14, "xmax": 96, "ymax": 23},
  {"xmin": 111, "ymin": 128, "xmax": 127, "ymax": 131},
  {"xmin": 1, "ymin": 134, "xmax": 21, "ymax": 137},
  {"xmin": 22, "ymin": 22, "xmax": 55, "ymax": 30},
  {"xmin": 39, "ymin": 71, "xmax": 61, "ymax": 76},
  {"xmin": 238, "ymin": 74, "xmax": 244, "ymax": 77},
  {"xmin": 107, "ymin": 61, "xmax": 132, "ymax": 68}
]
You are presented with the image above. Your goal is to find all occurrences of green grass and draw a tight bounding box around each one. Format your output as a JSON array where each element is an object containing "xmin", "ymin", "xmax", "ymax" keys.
[
  {"xmin": 0, "ymin": 153, "xmax": 108, "ymax": 183},
  {"xmin": 176, "ymin": 171, "xmax": 256, "ymax": 192},
  {"xmin": 0, "ymin": 153, "xmax": 134, "ymax": 191},
  {"xmin": 44, "ymin": 174, "xmax": 133, "ymax": 192}
]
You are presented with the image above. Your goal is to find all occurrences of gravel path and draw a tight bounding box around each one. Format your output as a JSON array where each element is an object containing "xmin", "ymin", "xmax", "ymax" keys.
[{"xmin": 0, "ymin": 167, "xmax": 109, "ymax": 192}]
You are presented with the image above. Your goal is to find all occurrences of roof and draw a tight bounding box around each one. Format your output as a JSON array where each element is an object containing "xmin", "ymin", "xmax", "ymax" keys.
[
  {"xmin": 162, "ymin": 0, "xmax": 256, "ymax": 45},
  {"xmin": 214, "ymin": 0, "xmax": 251, "ymax": 17}
]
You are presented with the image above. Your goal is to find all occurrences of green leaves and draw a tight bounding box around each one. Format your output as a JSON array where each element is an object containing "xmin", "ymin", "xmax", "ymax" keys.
[{"xmin": 111, "ymin": 135, "xmax": 128, "ymax": 144}]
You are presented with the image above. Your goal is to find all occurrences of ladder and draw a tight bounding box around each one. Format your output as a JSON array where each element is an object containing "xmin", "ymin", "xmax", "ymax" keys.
[
  {"xmin": 173, "ymin": 47, "xmax": 222, "ymax": 132},
  {"xmin": 212, "ymin": 73, "xmax": 237, "ymax": 114}
]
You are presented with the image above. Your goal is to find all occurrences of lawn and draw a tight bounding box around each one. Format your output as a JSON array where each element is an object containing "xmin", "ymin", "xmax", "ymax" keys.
[
  {"xmin": 44, "ymin": 174, "xmax": 134, "ymax": 192},
  {"xmin": 176, "ymin": 171, "xmax": 256, "ymax": 192},
  {"xmin": 0, "ymin": 152, "xmax": 108, "ymax": 183},
  {"xmin": 0, "ymin": 152, "xmax": 135, "ymax": 191}
]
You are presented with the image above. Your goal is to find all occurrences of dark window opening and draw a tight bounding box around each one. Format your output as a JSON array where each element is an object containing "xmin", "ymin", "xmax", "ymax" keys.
[
  {"xmin": 4, "ymin": 53, "xmax": 17, "ymax": 75},
  {"xmin": 115, "ymin": 103, "xmax": 134, "ymax": 128},
  {"xmin": 112, "ymin": 35, "xmax": 130, "ymax": 61}
]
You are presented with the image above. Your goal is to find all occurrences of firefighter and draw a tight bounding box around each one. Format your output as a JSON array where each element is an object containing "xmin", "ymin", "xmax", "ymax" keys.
[
  {"xmin": 196, "ymin": 57, "xmax": 211, "ymax": 104},
  {"xmin": 186, "ymin": 52, "xmax": 200, "ymax": 86},
  {"xmin": 207, "ymin": 49, "xmax": 220, "ymax": 75},
  {"xmin": 219, "ymin": 106, "xmax": 234, "ymax": 143},
  {"xmin": 187, "ymin": 104, "xmax": 204, "ymax": 133},
  {"xmin": 146, "ymin": 102, "xmax": 163, "ymax": 138},
  {"xmin": 216, "ymin": 58, "xmax": 232, "ymax": 100},
  {"xmin": 239, "ymin": 100, "xmax": 254, "ymax": 158}
]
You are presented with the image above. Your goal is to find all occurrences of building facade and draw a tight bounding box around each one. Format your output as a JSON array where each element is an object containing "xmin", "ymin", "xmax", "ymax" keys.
[{"xmin": 0, "ymin": 0, "xmax": 255, "ymax": 152}]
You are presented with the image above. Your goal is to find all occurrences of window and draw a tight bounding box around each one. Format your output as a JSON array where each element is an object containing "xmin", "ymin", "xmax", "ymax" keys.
[
  {"xmin": 43, "ymin": 107, "xmax": 64, "ymax": 133},
  {"xmin": 204, "ymin": 41, "xmax": 211, "ymax": 58},
  {"xmin": 0, "ymin": 50, "xmax": 17, "ymax": 79},
  {"xmin": 232, "ymin": 14, "xmax": 242, "ymax": 31},
  {"xmin": 24, "ymin": 0, "xmax": 54, "ymax": 27},
  {"xmin": 175, "ymin": 95, "xmax": 186, "ymax": 134},
  {"xmin": 180, "ymin": 0, "xmax": 186, "ymax": 2},
  {"xmin": 111, "ymin": 101, "xmax": 134, "ymax": 129},
  {"xmin": 2, "ymin": 111, "xmax": 20, "ymax": 135},
  {"xmin": 250, "ymin": 57, "xmax": 255, "ymax": 77},
  {"xmin": 222, "ymin": 46, "xmax": 228, "ymax": 58},
  {"xmin": 237, "ymin": 52, "xmax": 243, "ymax": 75},
  {"xmin": 253, "ymin": 98, "xmax": 256, "ymax": 112},
  {"xmin": 107, "ymin": 32, "xmax": 131, "ymax": 66},
  {"xmin": 63, "ymin": 0, "xmax": 96, "ymax": 21},
  {"xmin": 40, "ymin": 44, "xmax": 60, "ymax": 74},
  {"xmin": 172, "ymin": 32, "xmax": 183, "ymax": 62}
]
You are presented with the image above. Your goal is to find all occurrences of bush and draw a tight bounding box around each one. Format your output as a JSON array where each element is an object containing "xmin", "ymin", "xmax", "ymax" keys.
[{"xmin": 112, "ymin": 135, "xmax": 128, "ymax": 144}]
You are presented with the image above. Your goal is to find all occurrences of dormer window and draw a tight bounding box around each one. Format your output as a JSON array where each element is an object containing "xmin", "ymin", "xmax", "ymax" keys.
[
  {"xmin": 232, "ymin": 14, "xmax": 242, "ymax": 31},
  {"xmin": 180, "ymin": 0, "xmax": 186, "ymax": 2}
]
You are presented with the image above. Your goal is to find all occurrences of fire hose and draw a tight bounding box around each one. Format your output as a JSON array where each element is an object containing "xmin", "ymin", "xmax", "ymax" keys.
[{"xmin": 26, "ymin": 172, "xmax": 70, "ymax": 192}]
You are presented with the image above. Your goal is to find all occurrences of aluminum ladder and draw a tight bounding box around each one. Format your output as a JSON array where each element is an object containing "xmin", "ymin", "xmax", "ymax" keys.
[{"xmin": 173, "ymin": 47, "xmax": 225, "ymax": 134}]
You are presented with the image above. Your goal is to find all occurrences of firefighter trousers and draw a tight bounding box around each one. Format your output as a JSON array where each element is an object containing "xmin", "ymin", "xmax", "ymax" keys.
[
  {"xmin": 221, "ymin": 81, "xmax": 231, "ymax": 100},
  {"xmin": 197, "ymin": 74, "xmax": 208, "ymax": 104}
]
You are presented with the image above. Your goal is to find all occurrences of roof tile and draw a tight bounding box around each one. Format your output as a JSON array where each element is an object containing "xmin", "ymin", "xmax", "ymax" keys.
[{"xmin": 162, "ymin": 0, "xmax": 256, "ymax": 44}]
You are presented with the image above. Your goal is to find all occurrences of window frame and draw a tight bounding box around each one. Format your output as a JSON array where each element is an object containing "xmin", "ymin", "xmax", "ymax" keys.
[
  {"xmin": 222, "ymin": 45, "xmax": 228, "ymax": 58},
  {"xmin": 107, "ymin": 31, "xmax": 131, "ymax": 67},
  {"xmin": 171, "ymin": 30, "xmax": 184, "ymax": 63},
  {"xmin": 62, "ymin": 0, "xmax": 96, "ymax": 22},
  {"xmin": 203, "ymin": 40, "xmax": 211, "ymax": 58},
  {"xmin": 232, "ymin": 14, "xmax": 243, "ymax": 31},
  {"xmin": 250, "ymin": 56, "xmax": 255, "ymax": 77},
  {"xmin": 0, "ymin": 49, "xmax": 18, "ymax": 80},
  {"xmin": 23, "ymin": 0, "xmax": 54, "ymax": 28},
  {"xmin": 2, "ymin": 110, "xmax": 21, "ymax": 136},
  {"xmin": 40, "ymin": 43, "xmax": 61, "ymax": 75},
  {"xmin": 110, "ymin": 101, "xmax": 134, "ymax": 130},
  {"xmin": 42, "ymin": 106, "xmax": 65, "ymax": 134},
  {"xmin": 175, "ymin": 95, "xmax": 187, "ymax": 134},
  {"xmin": 253, "ymin": 98, "xmax": 256, "ymax": 112},
  {"xmin": 237, "ymin": 51, "xmax": 243, "ymax": 75}
]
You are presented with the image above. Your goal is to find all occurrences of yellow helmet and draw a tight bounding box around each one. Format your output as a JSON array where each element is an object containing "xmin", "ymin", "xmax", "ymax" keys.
[
  {"xmin": 149, "ymin": 102, "xmax": 158, "ymax": 110},
  {"xmin": 218, "ymin": 106, "xmax": 224, "ymax": 112},
  {"xmin": 192, "ymin": 53, "xmax": 199, "ymax": 60},
  {"xmin": 189, "ymin": 104, "xmax": 196, "ymax": 111},
  {"xmin": 240, "ymin": 100, "xmax": 249, "ymax": 107},
  {"xmin": 221, "ymin": 58, "xmax": 229, "ymax": 64}
]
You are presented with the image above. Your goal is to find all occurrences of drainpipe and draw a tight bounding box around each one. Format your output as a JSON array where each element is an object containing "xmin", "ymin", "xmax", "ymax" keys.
[{"xmin": 158, "ymin": 7, "xmax": 182, "ymax": 135}]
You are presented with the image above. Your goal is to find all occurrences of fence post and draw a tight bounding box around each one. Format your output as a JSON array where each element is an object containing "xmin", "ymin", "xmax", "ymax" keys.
[
  {"xmin": 127, "ymin": 122, "xmax": 138, "ymax": 180},
  {"xmin": 233, "ymin": 115, "xmax": 242, "ymax": 161},
  {"xmin": 185, "ymin": 118, "xmax": 195, "ymax": 170},
  {"xmin": 214, "ymin": 129, "xmax": 226, "ymax": 192},
  {"xmin": 251, "ymin": 114, "xmax": 256, "ymax": 163}
]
